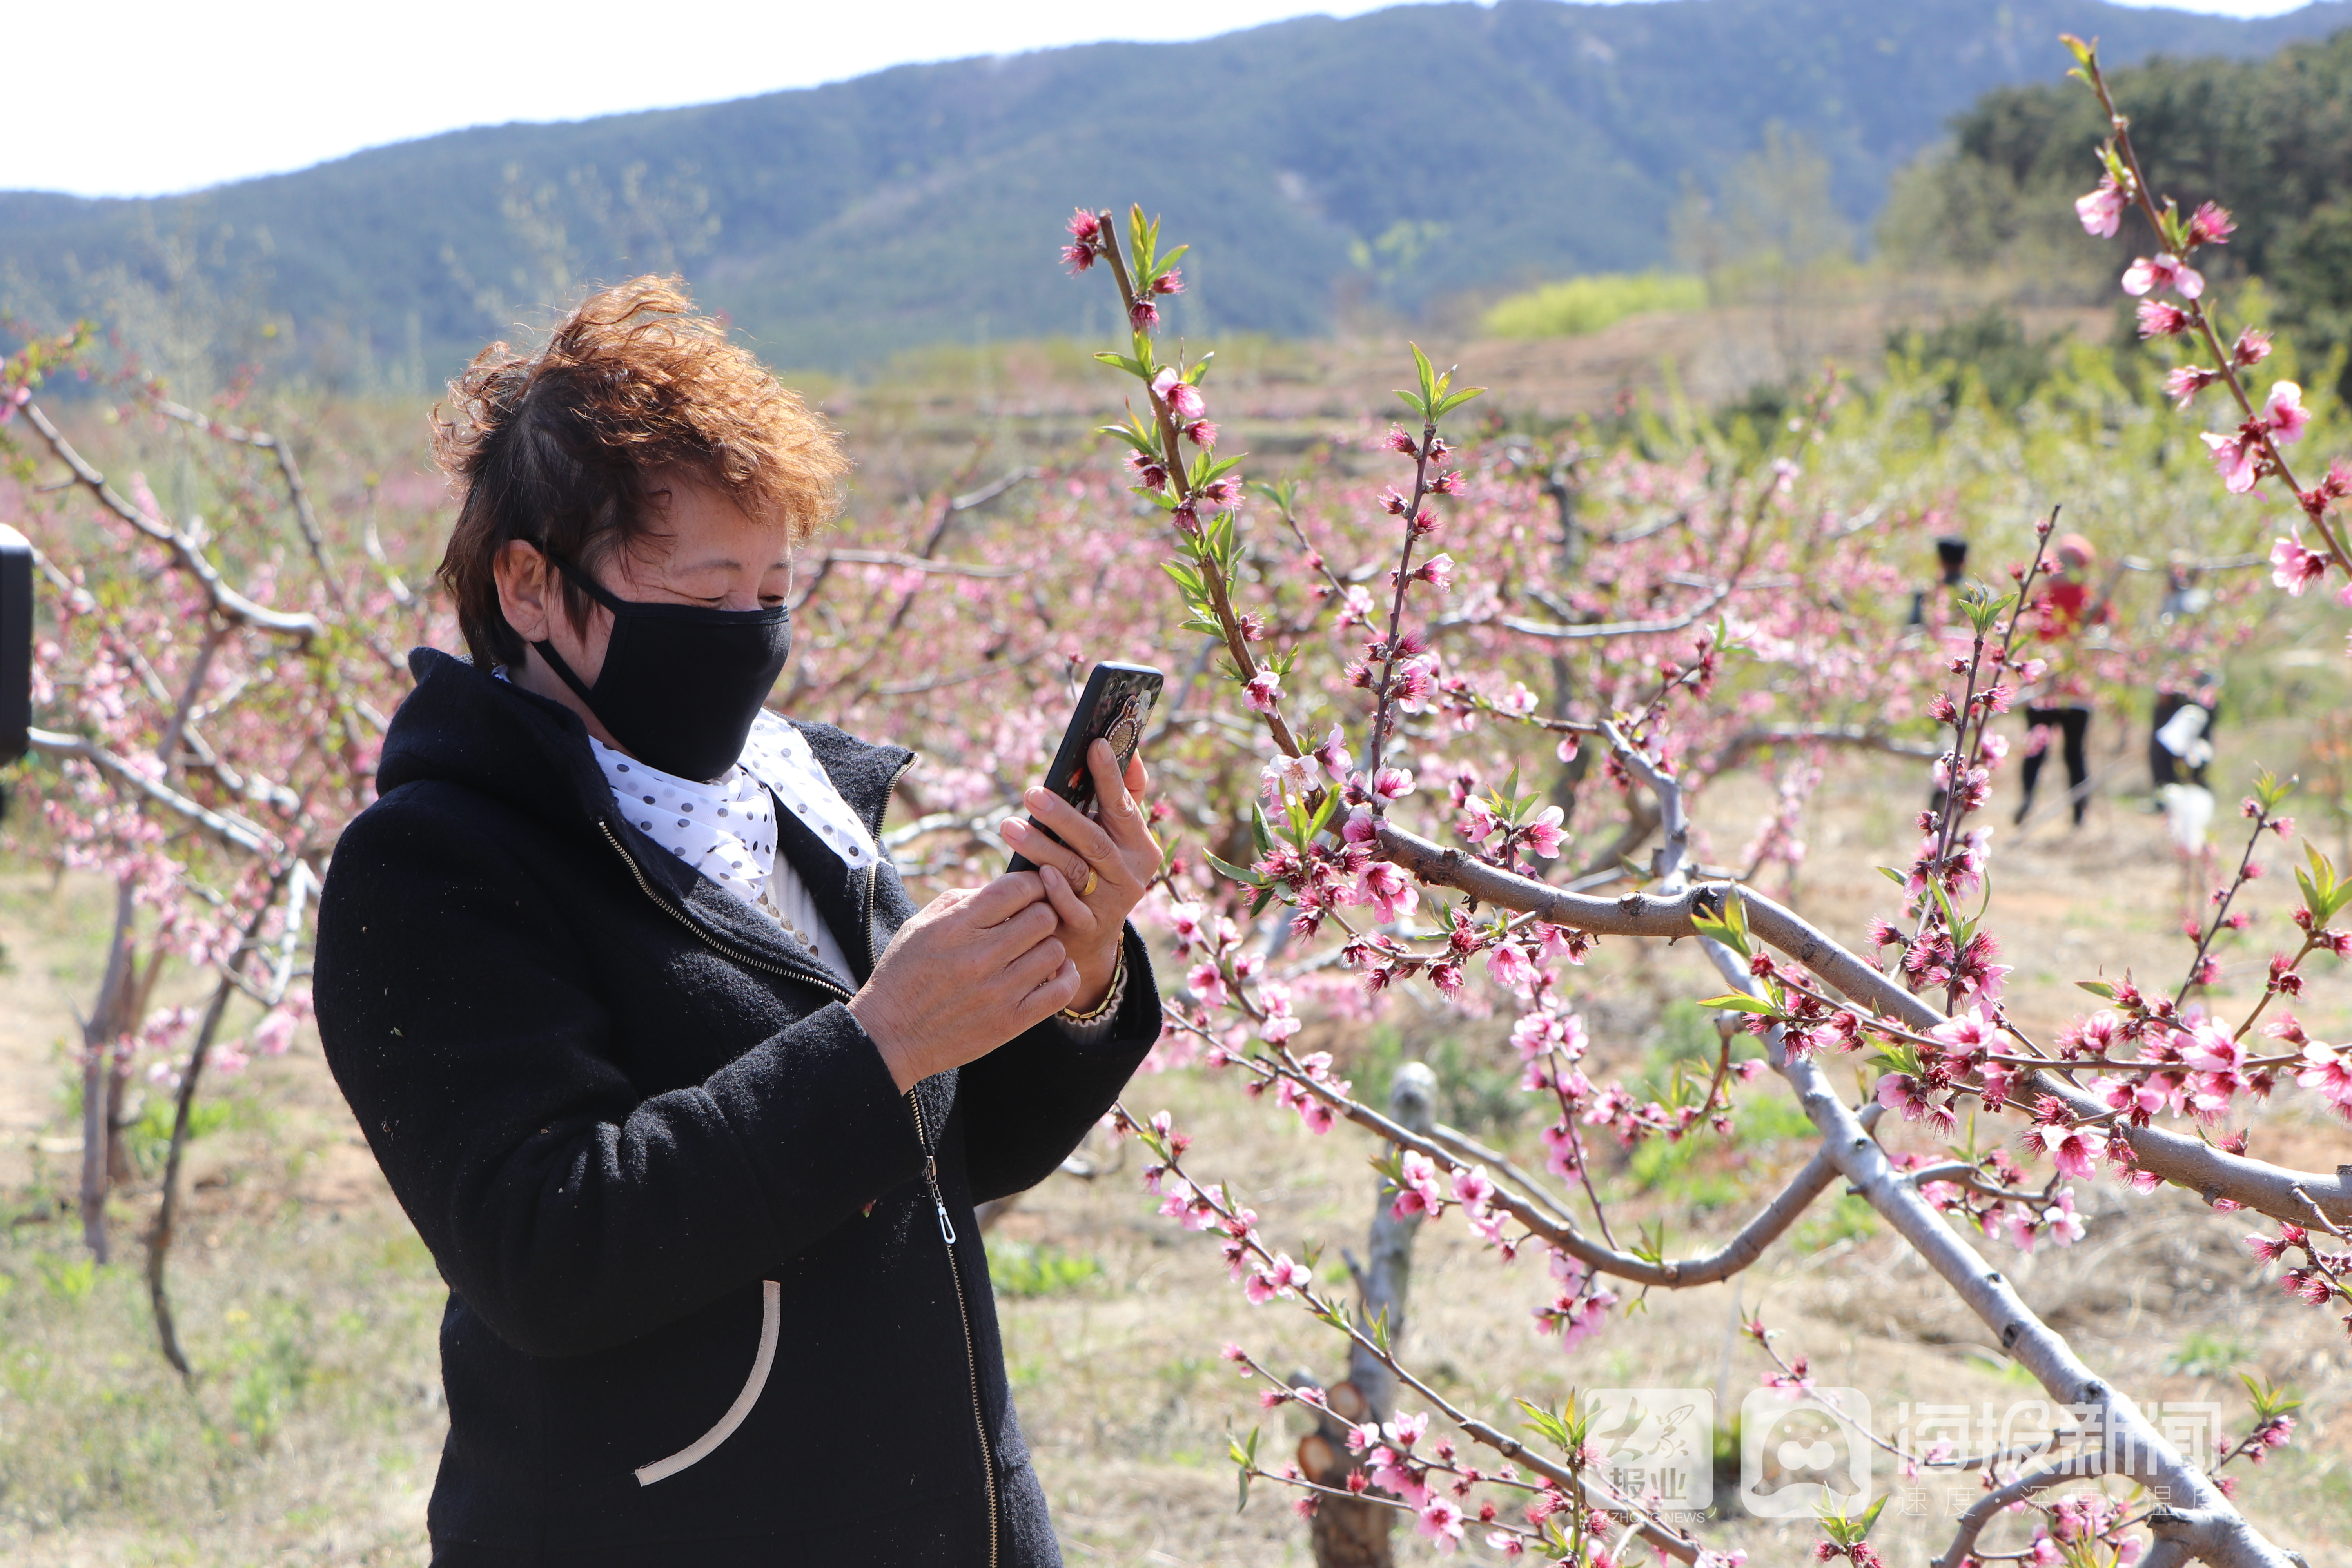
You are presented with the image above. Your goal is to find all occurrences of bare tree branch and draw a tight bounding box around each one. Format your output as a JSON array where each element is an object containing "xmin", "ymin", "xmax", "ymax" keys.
[
  {"xmin": 1482, "ymin": 580, "xmax": 1733, "ymax": 641},
  {"xmin": 28, "ymin": 727, "xmax": 279, "ymax": 855},
  {"xmin": 148, "ymin": 396, "xmax": 345, "ymax": 606},
  {"xmin": 1375, "ymin": 819, "xmax": 2352, "ymax": 1229},
  {"xmin": 815, "ymin": 548, "xmax": 1026, "ymax": 579},
  {"xmin": 1264, "ymin": 1049, "xmax": 1882, "ymax": 1290},
  {"xmin": 947, "ymin": 466, "xmax": 1042, "ymax": 513},
  {"xmin": 1931, "ymin": 1456, "xmax": 2103, "ymax": 1568},
  {"xmin": 1709, "ymin": 722, "xmax": 1942, "ymax": 773},
  {"xmin": 18, "ymin": 401, "xmax": 321, "ymax": 640}
]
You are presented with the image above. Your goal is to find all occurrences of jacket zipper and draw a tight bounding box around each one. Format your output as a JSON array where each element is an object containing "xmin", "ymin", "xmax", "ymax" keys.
[
  {"xmin": 908, "ymin": 1088, "xmax": 997, "ymax": 1568},
  {"xmin": 608, "ymin": 763, "xmax": 998, "ymax": 1560},
  {"xmin": 596, "ymin": 819, "xmax": 852, "ymax": 1000},
  {"xmin": 866, "ymin": 755, "xmax": 996, "ymax": 1568},
  {"xmin": 857, "ymin": 753, "xmax": 920, "ymax": 974}
]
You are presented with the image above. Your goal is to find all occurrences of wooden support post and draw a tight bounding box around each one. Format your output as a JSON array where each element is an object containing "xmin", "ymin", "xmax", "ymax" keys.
[{"xmin": 1298, "ymin": 1062, "xmax": 1437, "ymax": 1568}]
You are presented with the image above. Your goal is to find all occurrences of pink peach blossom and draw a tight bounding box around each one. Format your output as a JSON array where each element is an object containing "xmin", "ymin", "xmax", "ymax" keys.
[{"xmin": 2075, "ymin": 177, "xmax": 2127, "ymax": 238}]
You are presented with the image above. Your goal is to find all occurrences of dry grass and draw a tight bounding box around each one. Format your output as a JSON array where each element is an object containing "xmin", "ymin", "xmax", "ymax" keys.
[{"xmin": 4, "ymin": 713, "xmax": 2351, "ymax": 1564}]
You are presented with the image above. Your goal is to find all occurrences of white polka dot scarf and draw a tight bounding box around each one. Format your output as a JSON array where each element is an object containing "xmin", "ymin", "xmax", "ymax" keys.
[{"xmin": 593, "ymin": 711, "xmax": 878, "ymax": 982}]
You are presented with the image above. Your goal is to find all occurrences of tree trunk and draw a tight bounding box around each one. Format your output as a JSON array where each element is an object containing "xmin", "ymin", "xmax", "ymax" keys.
[
  {"xmin": 1300, "ymin": 1062, "xmax": 1437, "ymax": 1568},
  {"xmin": 1347, "ymin": 1062, "xmax": 1435, "ymax": 1416},
  {"xmin": 107, "ymin": 947, "xmax": 167, "ymax": 1188},
  {"xmin": 80, "ymin": 880, "xmax": 138, "ymax": 1261}
]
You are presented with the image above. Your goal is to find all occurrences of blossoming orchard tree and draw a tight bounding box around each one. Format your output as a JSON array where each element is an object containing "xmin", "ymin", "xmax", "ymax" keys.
[
  {"xmin": 1056, "ymin": 39, "xmax": 2350, "ymax": 1568},
  {"xmin": 0, "ymin": 333, "xmax": 432, "ymax": 1371}
]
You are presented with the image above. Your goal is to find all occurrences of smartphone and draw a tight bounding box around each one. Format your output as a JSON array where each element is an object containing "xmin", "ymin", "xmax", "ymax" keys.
[{"xmin": 1007, "ymin": 661, "xmax": 1165, "ymax": 873}]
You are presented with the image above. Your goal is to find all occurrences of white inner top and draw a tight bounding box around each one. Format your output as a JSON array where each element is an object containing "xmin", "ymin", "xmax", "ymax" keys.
[{"xmin": 591, "ymin": 710, "xmax": 876, "ymax": 984}]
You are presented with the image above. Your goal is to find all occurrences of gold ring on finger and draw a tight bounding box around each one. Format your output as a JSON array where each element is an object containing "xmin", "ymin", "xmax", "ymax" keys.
[{"xmin": 1078, "ymin": 866, "xmax": 1100, "ymax": 898}]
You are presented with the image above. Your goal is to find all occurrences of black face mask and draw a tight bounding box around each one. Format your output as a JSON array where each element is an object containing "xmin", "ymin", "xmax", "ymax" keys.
[{"xmin": 528, "ymin": 552, "xmax": 793, "ymax": 782}]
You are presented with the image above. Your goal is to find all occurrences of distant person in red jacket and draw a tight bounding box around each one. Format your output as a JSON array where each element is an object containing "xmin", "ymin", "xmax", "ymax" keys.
[{"xmin": 2016, "ymin": 533, "xmax": 2108, "ymax": 828}]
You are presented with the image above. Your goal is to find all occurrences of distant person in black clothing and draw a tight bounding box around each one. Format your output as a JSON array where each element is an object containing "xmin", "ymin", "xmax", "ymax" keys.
[
  {"xmin": 1908, "ymin": 535, "xmax": 1970, "ymax": 627},
  {"xmin": 2016, "ymin": 534, "xmax": 2107, "ymax": 827},
  {"xmin": 2151, "ymin": 671, "xmax": 2220, "ymax": 792},
  {"xmin": 1919, "ymin": 537, "xmax": 1970, "ymax": 818}
]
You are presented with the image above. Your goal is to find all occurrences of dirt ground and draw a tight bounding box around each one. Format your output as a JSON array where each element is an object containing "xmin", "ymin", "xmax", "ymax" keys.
[{"xmin": 2, "ymin": 706, "xmax": 2348, "ymax": 1564}]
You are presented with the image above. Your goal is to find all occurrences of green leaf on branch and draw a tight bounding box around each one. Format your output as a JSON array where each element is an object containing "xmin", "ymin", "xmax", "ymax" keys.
[
  {"xmin": 1094, "ymin": 353, "xmax": 1149, "ymax": 379},
  {"xmin": 1696, "ymin": 993, "xmax": 1780, "ymax": 1015},
  {"xmin": 1868, "ymin": 1041, "xmax": 1924, "ymax": 1078},
  {"xmin": 1305, "ymin": 784, "xmax": 1342, "ymax": 843},
  {"xmin": 1956, "ymin": 583, "xmax": 2012, "ymax": 636},
  {"xmin": 1205, "ymin": 853, "xmax": 1267, "ymax": 888},
  {"xmin": 1691, "ymin": 885, "xmax": 1753, "ymax": 956},
  {"xmin": 1146, "ymin": 243, "xmax": 1189, "ymax": 291},
  {"xmin": 1252, "ymin": 479, "xmax": 1300, "ymax": 516},
  {"xmin": 1100, "ymin": 415, "xmax": 1158, "ymax": 452},
  {"xmin": 1516, "ymin": 1392, "xmax": 1592, "ymax": 1454},
  {"xmin": 2252, "ymin": 767, "xmax": 2295, "ymax": 814},
  {"xmin": 2300, "ymin": 844, "xmax": 2350, "ymax": 923},
  {"xmin": 1128, "ymin": 206, "xmax": 1159, "ymax": 278},
  {"xmin": 1191, "ymin": 452, "xmax": 1245, "ymax": 488},
  {"xmin": 1433, "ymin": 384, "xmax": 1488, "ymax": 419},
  {"xmin": 1817, "ymin": 1491, "xmax": 1889, "ymax": 1548},
  {"xmin": 1411, "ymin": 341, "xmax": 1438, "ymax": 413},
  {"xmin": 2238, "ymin": 1370, "xmax": 2303, "ymax": 1422},
  {"xmin": 2077, "ymin": 980, "xmax": 2117, "ymax": 1000},
  {"xmin": 1924, "ymin": 875, "xmax": 1973, "ymax": 949}
]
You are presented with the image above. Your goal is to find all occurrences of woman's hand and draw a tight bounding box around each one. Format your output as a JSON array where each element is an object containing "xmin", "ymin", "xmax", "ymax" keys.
[
  {"xmin": 998, "ymin": 740, "xmax": 1163, "ymax": 1015},
  {"xmin": 850, "ymin": 874, "xmax": 1078, "ymax": 1093}
]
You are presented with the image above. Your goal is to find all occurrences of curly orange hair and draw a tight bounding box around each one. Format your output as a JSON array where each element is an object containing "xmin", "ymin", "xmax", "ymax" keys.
[{"xmin": 433, "ymin": 276, "xmax": 848, "ymax": 669}]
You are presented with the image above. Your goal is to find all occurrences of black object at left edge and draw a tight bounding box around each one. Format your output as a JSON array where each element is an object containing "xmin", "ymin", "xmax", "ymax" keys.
[{"xmin": 0, "ymin": 524, "xmax": 30, "ymax": 767}]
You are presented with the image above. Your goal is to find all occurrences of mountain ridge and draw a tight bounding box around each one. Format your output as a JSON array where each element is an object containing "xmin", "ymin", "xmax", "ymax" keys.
[{"xmin": 3, "ymin": 0, "xmax": 2344, "ymax": 377}]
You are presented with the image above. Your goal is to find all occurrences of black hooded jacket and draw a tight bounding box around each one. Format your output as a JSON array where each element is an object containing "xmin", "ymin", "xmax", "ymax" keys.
[{"xmin": 314, "ymin": 650, "xmax": 1160, "ymax": 1566}]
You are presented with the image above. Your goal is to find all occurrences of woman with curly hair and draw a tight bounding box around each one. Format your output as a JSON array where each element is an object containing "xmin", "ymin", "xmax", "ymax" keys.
[{"xmin": 315, "ymin": 278, "xmax": 1161, "ymax": 1566}]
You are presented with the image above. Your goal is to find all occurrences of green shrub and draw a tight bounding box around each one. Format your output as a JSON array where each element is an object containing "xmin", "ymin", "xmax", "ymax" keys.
[
  {"xmin": 1626, "ymin": 1094, "xmax": 1815, "ymax": 1212},
  {"xmin": 1791, "ymin": 1194, "xmax": 1879, "ymax": 1253},
  {"xmin": 122, "ymin": 1094, "xmax": 232, "ymax": 1179},
  {"xmin": 985, "ymin": 1239, "xmax": 1103, "ymax": 1299},
  {"xmin": 2165, "ymin": 1330, "xmax": 2256, "ymax": 1377},
  {"xmin": 1884, "ymin": 308, "xmax": 2063, "ymax": 412},
  {"xmin": 1481, "ymin": 272, "xmax": 1707, "ymax": 340}
]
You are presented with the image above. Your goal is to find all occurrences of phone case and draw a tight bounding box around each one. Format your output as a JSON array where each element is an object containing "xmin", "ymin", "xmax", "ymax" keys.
[{"xmin": 1007, "ymin": 661, "xmax": 1164, "ymax": 873}]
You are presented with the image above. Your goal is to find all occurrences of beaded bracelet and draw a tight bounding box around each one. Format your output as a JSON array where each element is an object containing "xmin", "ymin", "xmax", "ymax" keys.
[{"xmin": 1058, "ymin": 945, "xmax": 1129, "ymax": 1026}]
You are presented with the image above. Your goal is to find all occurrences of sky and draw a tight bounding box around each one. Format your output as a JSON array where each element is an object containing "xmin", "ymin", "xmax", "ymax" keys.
[{"xmin": 1, "ymin": 0, "xmax": 2324, "ymax": 199}]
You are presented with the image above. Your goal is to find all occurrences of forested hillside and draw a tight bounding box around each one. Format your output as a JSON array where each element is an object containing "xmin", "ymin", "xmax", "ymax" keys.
[
  {"xmin": 1, "ymin": 0, "xmax": 2344, "ymax": 377},
  {"xmin": 1884, "ymin": 25, "xmax": 2352, "ymax": 399}
]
